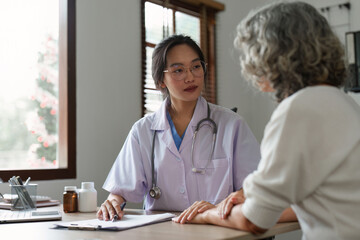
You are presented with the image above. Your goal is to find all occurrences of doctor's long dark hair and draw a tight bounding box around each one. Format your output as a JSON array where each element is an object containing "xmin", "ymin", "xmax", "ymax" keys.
[{"xmin": 152, "ymin": 34, "xmax": 207, "ymax": 98}]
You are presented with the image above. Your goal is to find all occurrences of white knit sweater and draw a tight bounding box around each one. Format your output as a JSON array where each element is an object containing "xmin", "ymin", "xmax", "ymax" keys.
[{"xmin": 242, "ymin": 86, "xmax": 360, "ymax": 240}]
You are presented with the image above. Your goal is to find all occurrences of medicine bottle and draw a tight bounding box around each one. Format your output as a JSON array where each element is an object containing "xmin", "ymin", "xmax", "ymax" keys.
[
  {"xmin": 63, "ymin": 186, "xmax": 78, "ymax": 213},
  {"xmin": 78, "ymin": 182, "xmax": 97, "ymax": 212}
]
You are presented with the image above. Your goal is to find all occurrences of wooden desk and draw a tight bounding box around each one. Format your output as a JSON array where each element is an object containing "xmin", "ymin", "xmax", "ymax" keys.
[{"xmin": 0, "ymin": 206, "xmax": 300, "ymax": 240}]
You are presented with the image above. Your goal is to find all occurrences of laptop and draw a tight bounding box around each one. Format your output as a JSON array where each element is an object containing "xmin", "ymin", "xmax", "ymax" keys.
[{"xmin": 0, "ymin": 209, "xmax": 62, "ymax": 223}]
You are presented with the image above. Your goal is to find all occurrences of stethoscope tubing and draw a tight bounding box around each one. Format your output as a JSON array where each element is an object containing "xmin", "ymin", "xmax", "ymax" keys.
[{"xmin": 150, "ymin": 103, "xmax": 217, "ymax": 199}]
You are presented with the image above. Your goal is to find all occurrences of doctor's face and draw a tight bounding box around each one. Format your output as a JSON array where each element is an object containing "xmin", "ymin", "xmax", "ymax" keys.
[{"xmin": 162, "ymin": 44, "xmax": 205, "ymax": 104}]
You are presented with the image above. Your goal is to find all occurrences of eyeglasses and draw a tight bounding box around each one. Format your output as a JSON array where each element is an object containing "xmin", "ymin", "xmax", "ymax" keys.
[{"xmin": 163, "ymin": 60, "xmax": 207, "ymax": 81}]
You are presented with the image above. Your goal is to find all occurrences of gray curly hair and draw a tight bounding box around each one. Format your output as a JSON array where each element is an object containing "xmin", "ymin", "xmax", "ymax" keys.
[{"xmin": 234, "ymin": 1, "xmax": 346, "ymax": 102}]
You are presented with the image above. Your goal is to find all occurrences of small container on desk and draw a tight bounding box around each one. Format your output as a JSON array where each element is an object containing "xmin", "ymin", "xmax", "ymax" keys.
[
  {"xmin": 63, "ymin": 186, "xmax": 78, "ymax": 213},
  {"xmin": 78, "ymin": 182, "xmax": 97, "ymax": 212},
  {"xmin": 10, "ymin": 184, "xmax": 37, "ymax": 210}
]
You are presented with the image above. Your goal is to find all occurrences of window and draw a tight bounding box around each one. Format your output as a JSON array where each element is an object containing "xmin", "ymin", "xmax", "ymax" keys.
[
  {"xmin": 0, "ymin": 0, "xmax": 76, "ymax": 181},
  {"xmin": 141, "ymin": 0, "xmax": 224, "ymax": 115}
]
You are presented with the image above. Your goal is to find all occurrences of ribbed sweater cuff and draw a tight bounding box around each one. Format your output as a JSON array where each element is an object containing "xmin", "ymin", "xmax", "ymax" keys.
[{"xmin": 242, "ymin": 199, "xmax": 282, "ymax": 229}]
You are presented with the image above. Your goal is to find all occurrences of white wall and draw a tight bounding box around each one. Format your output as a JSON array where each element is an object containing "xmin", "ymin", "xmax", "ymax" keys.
[
  {"xmin": 1, "ymin": 1, "xmax": 359, "ymax": 238},
  {"xmin": 74, "ymin": 0, "xmax": 142, "ymax": 208}
]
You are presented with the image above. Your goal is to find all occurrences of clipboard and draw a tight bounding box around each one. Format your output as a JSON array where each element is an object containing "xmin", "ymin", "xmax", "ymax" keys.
[{"xmin": 53, "ymin": 213, "xmax": 176, "ymax": 231}]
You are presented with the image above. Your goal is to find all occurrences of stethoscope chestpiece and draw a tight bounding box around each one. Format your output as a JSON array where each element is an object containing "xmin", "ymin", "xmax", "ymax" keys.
[
  {"xmin": 192, "ymin": 168, "xmax": 205, "ymax": 174},
  {"xmin": 149, "ymin": 186, "xmax": 161, "ymax": 199}
]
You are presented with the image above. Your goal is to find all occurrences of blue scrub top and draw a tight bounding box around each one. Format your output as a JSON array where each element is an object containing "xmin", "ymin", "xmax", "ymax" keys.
[{"xmin": 166, "ymin": 110, "xmax": 186, "ymax": 150}]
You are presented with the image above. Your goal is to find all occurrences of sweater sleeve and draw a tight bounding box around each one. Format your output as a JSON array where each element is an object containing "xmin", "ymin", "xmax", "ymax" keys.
[{"xmin": 242, "ymin": 100, "xmax": 302, "ymax": 228}]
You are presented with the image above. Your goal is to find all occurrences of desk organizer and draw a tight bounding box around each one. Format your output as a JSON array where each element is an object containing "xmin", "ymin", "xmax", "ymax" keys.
[{"xmin": 10, "ymin": 184, "xmax": 37, "ymax": 210}]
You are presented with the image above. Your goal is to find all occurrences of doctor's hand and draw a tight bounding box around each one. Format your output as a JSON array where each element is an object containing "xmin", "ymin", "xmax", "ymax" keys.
[
  {"xmin": 97, "ymin": 193, "xmax": 126, "ymax": 221},
  {"xmin": 217, "ymin": 188, "xmax": 245, "ymax": 219},
  {"xmin": 173, "ymin": 200, "xmax": 216, "ymax": 224}
]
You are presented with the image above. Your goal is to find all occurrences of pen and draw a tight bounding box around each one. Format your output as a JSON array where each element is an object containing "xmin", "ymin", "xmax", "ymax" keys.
[
  {"xmin": 16, "ymin": 176, "xmax": 24, "ymax": 185},
  {"xmin": 112, "ymin": 202, "xmax": 126, "ymax": 222},
  {"xmin": 24, "ymin": 177, "xmax": 31, "ymax": 185}
]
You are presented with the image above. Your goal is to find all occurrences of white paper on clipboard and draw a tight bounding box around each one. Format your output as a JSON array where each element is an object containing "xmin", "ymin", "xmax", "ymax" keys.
[{"xmin": 53, "ymin": 213, "xmax": 176, "ymax": 231}]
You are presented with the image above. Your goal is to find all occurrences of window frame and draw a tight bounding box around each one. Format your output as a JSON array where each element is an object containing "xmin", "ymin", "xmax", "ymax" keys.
[
  {"xmin": 141, "ymin": 0, "xmax": 224, "ymax": 116},
  {"xmin": 0, "ymin": 0, "xmax": 76, "ymax": 181}
]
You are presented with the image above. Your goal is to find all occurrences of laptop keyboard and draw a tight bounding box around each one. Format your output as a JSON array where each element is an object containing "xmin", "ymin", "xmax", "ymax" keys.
[{"xmin": 0, "ymin": 210, "xmax": 32, "ymax": 220}]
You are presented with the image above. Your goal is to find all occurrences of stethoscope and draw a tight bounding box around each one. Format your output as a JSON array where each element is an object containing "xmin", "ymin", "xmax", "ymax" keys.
[{"xmin": 149, "ymin": 103, "xmax": 217, "ymax": 199}]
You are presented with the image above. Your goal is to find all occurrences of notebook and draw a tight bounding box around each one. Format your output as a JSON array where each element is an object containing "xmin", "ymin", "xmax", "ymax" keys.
[{"xmin": 0, "ymin": 209, "xmax": 62, "ymax": 223}]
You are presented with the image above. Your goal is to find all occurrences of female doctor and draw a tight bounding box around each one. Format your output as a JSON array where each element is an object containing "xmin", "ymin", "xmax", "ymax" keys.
[{"xmin": 97, "ymin": 35, "xmax": 261, "ymax": 221}]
